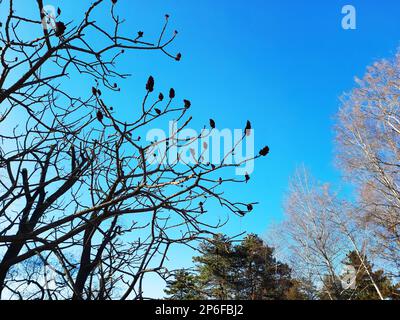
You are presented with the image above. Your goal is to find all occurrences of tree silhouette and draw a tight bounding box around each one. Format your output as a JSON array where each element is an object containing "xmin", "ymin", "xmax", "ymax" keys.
[{"xmin": 0, "ymin": 1, "xmax": 267, "ymax": 300}]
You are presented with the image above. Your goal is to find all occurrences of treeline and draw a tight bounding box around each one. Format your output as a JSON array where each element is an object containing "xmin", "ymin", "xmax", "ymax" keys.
[{"xmin": 164, "ymin": 234, "xmax": 399, "ymax": 300}]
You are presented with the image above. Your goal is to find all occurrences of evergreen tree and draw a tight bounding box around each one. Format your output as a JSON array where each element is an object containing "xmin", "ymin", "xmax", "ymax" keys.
[
  {"xmin": 193, "ymin": 234, "xmax": 304, "ymax": 300},
  {"xmin": 340, "ymin": 251, "xmax": 396, "ymax": 300},
  {"xmin": 232, "ymin": 235, "xmax": 294, "ymax": 300},
  {"xmin": 193, "ymin": 234, "xmax": 235, "ymax": 300},
  {"xmin": 318, "ymin": 251, "xmax": 399, "ymax": 300},
  {"xmin": 164, "ymin": 269, "xmax": 202, "ymax": 300},
  {"xmin": 285, "ymin": 278, "xmax": 317, "ymax": 300},
  {"xmin": 319, "ymin": 275, "xmax": 343, "ymax": 300}
]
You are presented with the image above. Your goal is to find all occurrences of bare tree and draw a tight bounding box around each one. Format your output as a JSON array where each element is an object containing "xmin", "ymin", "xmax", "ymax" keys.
[
  {"xmin": 274, "ymin": 167, "xmax": 385, "ymax": 300},
  {"xmin": 280, "ymin": 167, "xmax": 347, "ymax": 299},
  {"xmin": 0, "ymin": 1, "xmax": 268, "ymax": 300},
  {"xmin": 336, "ymin": 51, "xmax": 400, "ymax": 281}
]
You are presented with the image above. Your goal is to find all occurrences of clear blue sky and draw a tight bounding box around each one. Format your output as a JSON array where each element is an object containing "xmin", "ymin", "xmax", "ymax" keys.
[
  {"xmin": 9, "ymin": 0, "xmax": 400, "ymax": 297},
  {"xmin": 97, "ymin": 0, "xmax": 400, "ymax": 235}
]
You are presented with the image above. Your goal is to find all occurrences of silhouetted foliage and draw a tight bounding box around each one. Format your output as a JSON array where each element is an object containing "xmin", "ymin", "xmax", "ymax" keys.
[{"xmin": 0, "ymin": 1, "xmax": 265, "ymax": 300}]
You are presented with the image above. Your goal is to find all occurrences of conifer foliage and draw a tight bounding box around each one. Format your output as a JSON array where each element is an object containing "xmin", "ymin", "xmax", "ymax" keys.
[{"xmin": 165, "ymin": 235, "xmax": 302, "ymax": 300}]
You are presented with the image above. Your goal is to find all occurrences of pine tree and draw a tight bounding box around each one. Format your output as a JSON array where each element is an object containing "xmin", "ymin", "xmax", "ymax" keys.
[
  {"xmin": 193, "ymin": 234, "xmax": 235, "ymax": 300},
  {"xmin": 164, "ymin": 269, "xmax": 202, "ymax": 300},
  {"xmin": 318, "ymin": 251, "xmax": 399, "ymax": 300},
  {"xmin": 319, "ymin": 275, "xmax": 343, "ymax": 300},
  {"xmin": 232, "ymin": 234, "xmax": 294, "ymax": 300},
  {"xmin": 193, "ymin": 234, "xmax": 303, "ymax": 300},
  {"xmin": 285, "ymin": 278, "xmax": 317, "ymax": 300},
  {"xmin": 340, "ymin": 251, "xmax": 396, "ymax": 300}
]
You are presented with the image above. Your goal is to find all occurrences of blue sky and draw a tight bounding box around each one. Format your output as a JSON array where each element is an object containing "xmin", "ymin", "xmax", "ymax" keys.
[
  {"xmin": 7, "ymin": 0, "xmax": 400, "ymax": 297},
  {"xmin": 10, "ymin": 0, "xmax": 399, "ymax": 233},
  {"xmin": 110, "ymin": 0, "xmax": 400, "ymax": 295},
  {"xmin": 99, "ymin": 0, "xmax": 400, "ymax": 234}
]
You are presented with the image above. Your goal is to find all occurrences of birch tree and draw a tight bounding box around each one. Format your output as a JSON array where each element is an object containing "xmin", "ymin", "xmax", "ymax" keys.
[{"xmin": 336, "ymin": 52, "xmax": 400, "ymax": 281}]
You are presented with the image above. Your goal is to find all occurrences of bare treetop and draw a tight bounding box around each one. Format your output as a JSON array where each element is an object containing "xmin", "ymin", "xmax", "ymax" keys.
[{"xmin": 0, "ymin": 0, "xmax": 268, "ymax": 300}]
